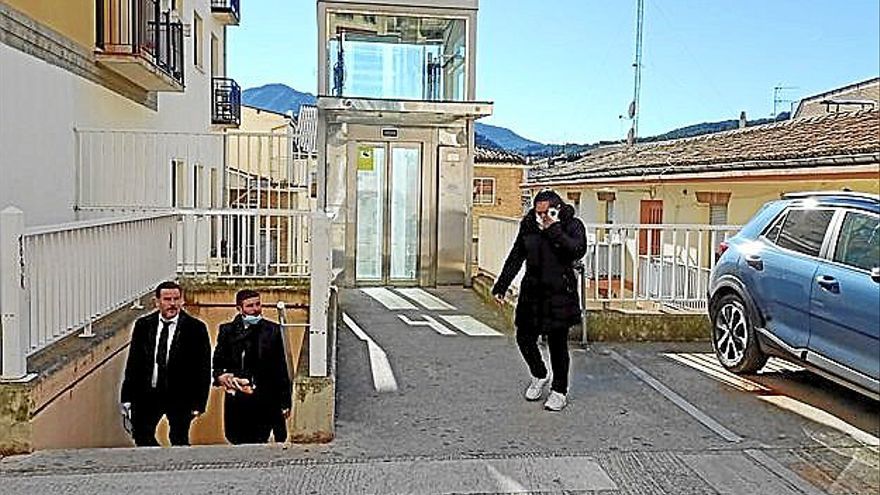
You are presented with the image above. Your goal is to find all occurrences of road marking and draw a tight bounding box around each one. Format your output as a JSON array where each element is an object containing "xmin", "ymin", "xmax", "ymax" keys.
[
  {"xmin": 398, "ymin": 314, "xmax": 457, "ymax": 335},
  {"xmin": 394, "ymin": 288, "xmax": 456, "ymax": 310},
  {"xmin": 361, "ymin": 287, "xmax": 417, "ymax": 310},
  {"xmin": 663, "ymin": 353, "xmax": 769, "ymax": 392},
  {"xmin": 342, "ymin": 312, "xmax": 398, "ymax": 393},
  {"xmin": 485, "ymin": 464, "xmax": 528, "ymax": 493},
  {"xmin": 609, "ymin": 350, "xmax": 743, "ymax": 442},
  {"xmin": 437, "ymin": 315, "xmax": 504, "ymax": 336},
  {"xmin": 664, "ymin": 353, "xmax": 879, "ymax": 449},
  {"xmin": 758, "ymin": 395, "xmax": 880, "ymax": 448}
]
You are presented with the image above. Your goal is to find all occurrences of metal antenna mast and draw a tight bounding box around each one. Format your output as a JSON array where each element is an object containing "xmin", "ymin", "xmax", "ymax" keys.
[
  {"xmin": 627, "ymin": 0, "xmax": 645, "ymax": 146},
  {"xmin": 773, "ymin": 85, "xmax": 798, "ymax": 117}
]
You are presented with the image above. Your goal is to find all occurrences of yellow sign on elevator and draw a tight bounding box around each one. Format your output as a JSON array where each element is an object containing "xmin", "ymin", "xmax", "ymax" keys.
[{"xmin": 357, "ymin": 146, "xmax": 374, "ymax": 171}]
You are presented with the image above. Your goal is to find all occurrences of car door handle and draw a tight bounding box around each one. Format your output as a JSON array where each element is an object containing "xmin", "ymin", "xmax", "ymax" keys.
[
  {"xmin": 745, "ymin": 255, "xmax": 763, "ymax": 270},
  {"xmin": 816, "ymin": 275, "xmax": 840, "ymax": 293}
]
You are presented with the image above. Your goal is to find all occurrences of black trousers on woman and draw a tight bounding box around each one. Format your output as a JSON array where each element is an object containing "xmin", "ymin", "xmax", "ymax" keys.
[{"xmin": 516, "ymin": 325, "xmax": 571, "ymax": 395}]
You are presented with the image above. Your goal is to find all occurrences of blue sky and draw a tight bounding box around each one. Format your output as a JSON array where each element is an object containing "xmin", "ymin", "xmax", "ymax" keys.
[{"xmin": 229, "ymin": 0, "xmax": 880, "ymax": 144}]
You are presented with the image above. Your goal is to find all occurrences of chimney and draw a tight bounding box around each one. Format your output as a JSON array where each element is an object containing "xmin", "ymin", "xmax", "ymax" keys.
[{"xmin": 738, "ymin": 111, "xmax": 747, "ymax": 129}]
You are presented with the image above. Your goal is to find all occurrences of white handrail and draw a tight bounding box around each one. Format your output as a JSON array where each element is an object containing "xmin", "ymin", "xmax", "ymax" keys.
[{"xmin": 476, "ymin": 218, "xmax": 742, "ymax": 313}]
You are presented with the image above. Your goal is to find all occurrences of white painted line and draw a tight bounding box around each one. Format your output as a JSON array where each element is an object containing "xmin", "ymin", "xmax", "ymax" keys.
[
  {"xmin": 762, "ymin": 358, "xmax": 804, "ymax": 373},
  {"xmin": 664, "ymin": 353, "xmax": 879, "ymax": 450},
  {"xmin": 610, "ymin": 350, "xmax": 743, "ymax": 443},
  {"xmin": 438, "ymin": 315, "xmax": 504, "ymax": 336},
  {"xmin": 395, "ymin": 288, "xmax": 456, "ymax": 310},
  {"xmin": 663, "ymin": 353, "xmax": 768, "ymax": 392},
  {"xmin": 343, "ymin": 312, "xmax": 398, "ymax": 393},
  {"xmin": 485, "ymin": 464, "xmax": 528, "ymax": 493},
  {"xmin": 758, "ymin": 395, "xmax": 880, "ymax": 448},
  {"xmin": 398, "ymin": 314, "xmax": 457, "ymax": 335},
  {"xmin": 361, "ymin": 287, "xmax": 417, "ymax": 310}
]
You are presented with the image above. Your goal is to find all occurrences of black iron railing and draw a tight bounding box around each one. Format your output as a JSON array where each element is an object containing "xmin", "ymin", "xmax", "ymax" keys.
[
  {"xmin": 95, "ymin": 0, "xmax": 185, "ymax": 86},
  {"xmin": 212, "ymin": 77, "xmax": 241, "ymax": 126},
  {"xmin": 211, "ymin": 0, "xmax": 240, "ymax": 20}
]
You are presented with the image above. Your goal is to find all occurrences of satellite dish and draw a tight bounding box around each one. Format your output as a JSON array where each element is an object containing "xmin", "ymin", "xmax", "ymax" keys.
[
  {"xmin": 628, "ymin": 101, "xmax": 637, "ymax": 119},
  {"xmin": 627, "ymin": 127, "xmax": 635, "ymax": 146}
]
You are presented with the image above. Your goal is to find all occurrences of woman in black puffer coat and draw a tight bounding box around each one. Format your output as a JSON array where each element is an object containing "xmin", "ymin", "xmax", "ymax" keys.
[{"xmin": 492, "ymin": 189, "xmax": 587, "ymax": 411}]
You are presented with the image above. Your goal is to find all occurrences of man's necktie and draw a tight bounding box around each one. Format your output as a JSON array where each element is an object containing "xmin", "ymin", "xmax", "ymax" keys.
[{"xmin": 156, "ymin": 320, "xmax": 171, "ymax": 390}]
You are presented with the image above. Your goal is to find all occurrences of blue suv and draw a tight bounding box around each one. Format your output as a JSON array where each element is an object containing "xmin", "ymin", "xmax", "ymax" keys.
[{"xmin": 708, "ymin": 192, "xmax": 879, "ymax": 399}]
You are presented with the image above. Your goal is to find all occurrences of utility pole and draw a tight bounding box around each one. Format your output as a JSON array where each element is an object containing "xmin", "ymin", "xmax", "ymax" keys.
[{"xmin": 626, "ymin": 0, "xmax": 645, "ymax": 146}]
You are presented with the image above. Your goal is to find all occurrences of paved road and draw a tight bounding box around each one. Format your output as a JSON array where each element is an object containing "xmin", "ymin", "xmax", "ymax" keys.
[{"xmin": 0, "ymin": 286, "xmax": 876, "ymax": 494}]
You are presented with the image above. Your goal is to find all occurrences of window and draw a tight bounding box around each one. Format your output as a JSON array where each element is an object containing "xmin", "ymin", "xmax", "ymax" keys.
[
  {"xmin": 210, "ymin": 168, "xmax": 219, "ymax": 208},
  {"xmin": 833, "ymin": 212, "xmax": 880, "ymax": 271},
  {"xmin": 473, "ymin": 178, "xmax": 495, "ymax": 205},
  {"xmin": 709, "ymin": 203, "xmax": 728, "ymax": 226},
  {"xmin": 171, "ymin": 160, "xmax": 186, "ymax": 207},
  {"xmin": 193, "ymin": 12, "xmax": 203, "ymax": 69},
  {"xmin": 211, "ymin": 33, "xmax": 220, "ymax": 77},
  {"xmin": 326, "ymin": 13, "xmax": 467, "ymax": 100},
  {"xmin": 521, "ymin": 190, "xmax": 532, "ymax": 215},
  {"xmin": 193, "ymin": 164, "xmax": 203, "ymax": 208},
  {"xmin": 605, "ymin": 199, "xmax": 615, "ymax": 224},
  {"xmin": 773, "ymin": 209, "xmax": 834, "ymax": 257}
]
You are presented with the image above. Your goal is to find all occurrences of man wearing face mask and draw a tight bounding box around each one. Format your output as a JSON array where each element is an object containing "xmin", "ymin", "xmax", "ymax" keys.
[{"xmin": 213, "ymin": 289, "xmax": 292, "ymax": 444}]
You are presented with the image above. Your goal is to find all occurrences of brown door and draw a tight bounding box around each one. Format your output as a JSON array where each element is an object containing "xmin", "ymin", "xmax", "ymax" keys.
[{"xmin": 639, "ymin": 200, "xmax": 663, "ymax": 255}]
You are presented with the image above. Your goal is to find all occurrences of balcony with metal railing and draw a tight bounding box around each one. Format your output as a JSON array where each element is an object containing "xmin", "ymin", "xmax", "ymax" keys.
[
  {"xmin": 211, "ymin": 0, "xmax": 241, "ymax": 25},
  {"xmin": 212, "ymin": 77, "xmax": 242, "ymax": 127},
  {"xmin": 95, "ymin": 0, "xmax": 185, "ymax": 91}
]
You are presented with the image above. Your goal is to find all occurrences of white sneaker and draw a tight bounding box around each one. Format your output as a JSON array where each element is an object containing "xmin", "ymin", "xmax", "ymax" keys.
[
  {"xmin": 524, "ymin": 376, "xmax": 549, "ymax": 401},
  {"xmin": 544, "ymin": 391, "xmax": 567, "ymax": 411}
]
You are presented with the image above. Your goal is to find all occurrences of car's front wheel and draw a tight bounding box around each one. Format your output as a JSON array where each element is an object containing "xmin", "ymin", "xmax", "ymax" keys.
[{"xmin": 712, "ymin": 293, "xmax": 767, "ymax": 373}]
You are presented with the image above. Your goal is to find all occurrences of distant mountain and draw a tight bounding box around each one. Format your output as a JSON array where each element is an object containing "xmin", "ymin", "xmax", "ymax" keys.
[
  {"xmin": 242, "ymin": 84, "xmax": 316, "ymax": 116},
  {"xmin": 474, "ymin": 122, "xmax": 542, "ymax": 152},
  {"xmin": 640, "ymin": 113, "xmax": 790, "ymax": 143},
  {"xmin": 241, "ymin": 84, "xmax": 526, "ymax": 151},
  {"xmin": 474, "ymin": 132, "xmax": 502, "ymax": 150},
  {"xmin": 240, "ymin": 83, "xmax": 789, "ymax": 158}
]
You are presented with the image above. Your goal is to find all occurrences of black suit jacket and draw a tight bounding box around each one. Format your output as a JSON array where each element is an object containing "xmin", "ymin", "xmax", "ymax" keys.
[
  {"xmin": 213, "ymin": 316, "xmax": 292, "ymax": 411},
  {"xmin": 121, "ymin": 310, "xmax": 212, "ymax": 414}
]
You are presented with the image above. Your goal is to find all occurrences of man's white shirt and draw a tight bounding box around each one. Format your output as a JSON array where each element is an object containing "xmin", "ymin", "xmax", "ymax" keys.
[{"xmin": 151, "ymin": 315, "xmax": 179, "ymax": 388}]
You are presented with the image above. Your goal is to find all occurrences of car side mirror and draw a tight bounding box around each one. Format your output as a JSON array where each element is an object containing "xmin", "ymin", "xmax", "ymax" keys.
[{"xmin": 872, "ymin": 267, "xmax": 880, "ymax": 283}]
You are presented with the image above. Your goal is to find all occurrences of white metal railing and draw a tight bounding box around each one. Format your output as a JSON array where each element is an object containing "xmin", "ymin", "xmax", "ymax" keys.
[
  {"xmin": 75, "ymin": 129, "xmax": 225, "ymax": 210},
  {"xmin": 177, "ymin": 209, "xmax": 311, "ymax": 278},
  {"xmin": 1, "ymin": 208, "xmax": 177, "ymax": 377},
  {"xmin": 74, "ymin": 129, "xmax": 317, "ymax": 214},
  {"xmin": 475, "ymin": 218, "xmax": 741, "ymax": 313},
  {"xmin": 583, "ymin": 224, "xmax": 740, "ymax": 312},
  {"xmin": 477, "ymin": 215, "xmax": 523, "ymax": 292}
]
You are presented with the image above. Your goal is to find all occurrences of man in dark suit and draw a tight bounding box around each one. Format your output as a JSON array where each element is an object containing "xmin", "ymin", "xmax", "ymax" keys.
[
  {"xmin": 214, "ymin": 289, "xmax": 292, "ymax": 444},
  {"xmin": 121, "ymin": 281, "xmax": 212, "ymax": 446}
]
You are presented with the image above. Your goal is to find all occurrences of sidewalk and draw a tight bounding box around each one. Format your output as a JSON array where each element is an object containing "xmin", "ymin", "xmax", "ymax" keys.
[{"xmin": 1, "ymin": 286, "xmax": 876, "ymax": 494}]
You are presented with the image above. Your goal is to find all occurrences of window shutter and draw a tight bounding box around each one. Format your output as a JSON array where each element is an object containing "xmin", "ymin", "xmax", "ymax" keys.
[{"xmin": 709, "ymin": 204, "xmax": 728, "ymax": 225}]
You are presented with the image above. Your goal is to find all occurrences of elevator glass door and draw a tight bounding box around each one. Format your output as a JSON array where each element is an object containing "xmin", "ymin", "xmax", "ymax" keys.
[{"xmin": 355, "ymin": 143, "xmax": 421, "ymax": 284}]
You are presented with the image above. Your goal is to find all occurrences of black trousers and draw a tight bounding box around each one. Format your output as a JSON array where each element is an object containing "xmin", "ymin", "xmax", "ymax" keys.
[
  {"xmin": 131, "ymin": 389, "xmax": 193, "ymax": 446},
  {"xmin": 223, "ymin": 393, "xmax": 277, "ymax": 445},
  {"xmin": 516, "ymin": 325, "xmax": 571, "ymax": 395}
]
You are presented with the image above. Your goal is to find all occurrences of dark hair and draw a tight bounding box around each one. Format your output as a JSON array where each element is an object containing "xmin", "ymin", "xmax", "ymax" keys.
[
  {"xmin": 235, "ymin": 289, "xmax": 261, "ymax": 307},
  {"xmin": 533, "ymin": 189, "xmax": 563, "ymax": 207},
  {"xmin": 154, "ymin": 281, "xmax": 182, "ymax": 298}
]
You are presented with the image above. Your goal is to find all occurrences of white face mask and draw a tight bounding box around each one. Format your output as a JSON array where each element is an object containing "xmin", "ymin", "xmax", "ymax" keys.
[{"xmin": 242, "ymin": 314, "xmax": 262, "ymax": 325}]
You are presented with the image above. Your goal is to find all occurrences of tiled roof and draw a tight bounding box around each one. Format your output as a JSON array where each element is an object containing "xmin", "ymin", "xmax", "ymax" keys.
[
  {"xmin": 530, "ymin": 110, "xmax": 880, "ymax": 184},
  {"xmin": 475, "ymin": 146, "xmax": 527, "ymax": 164}
]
